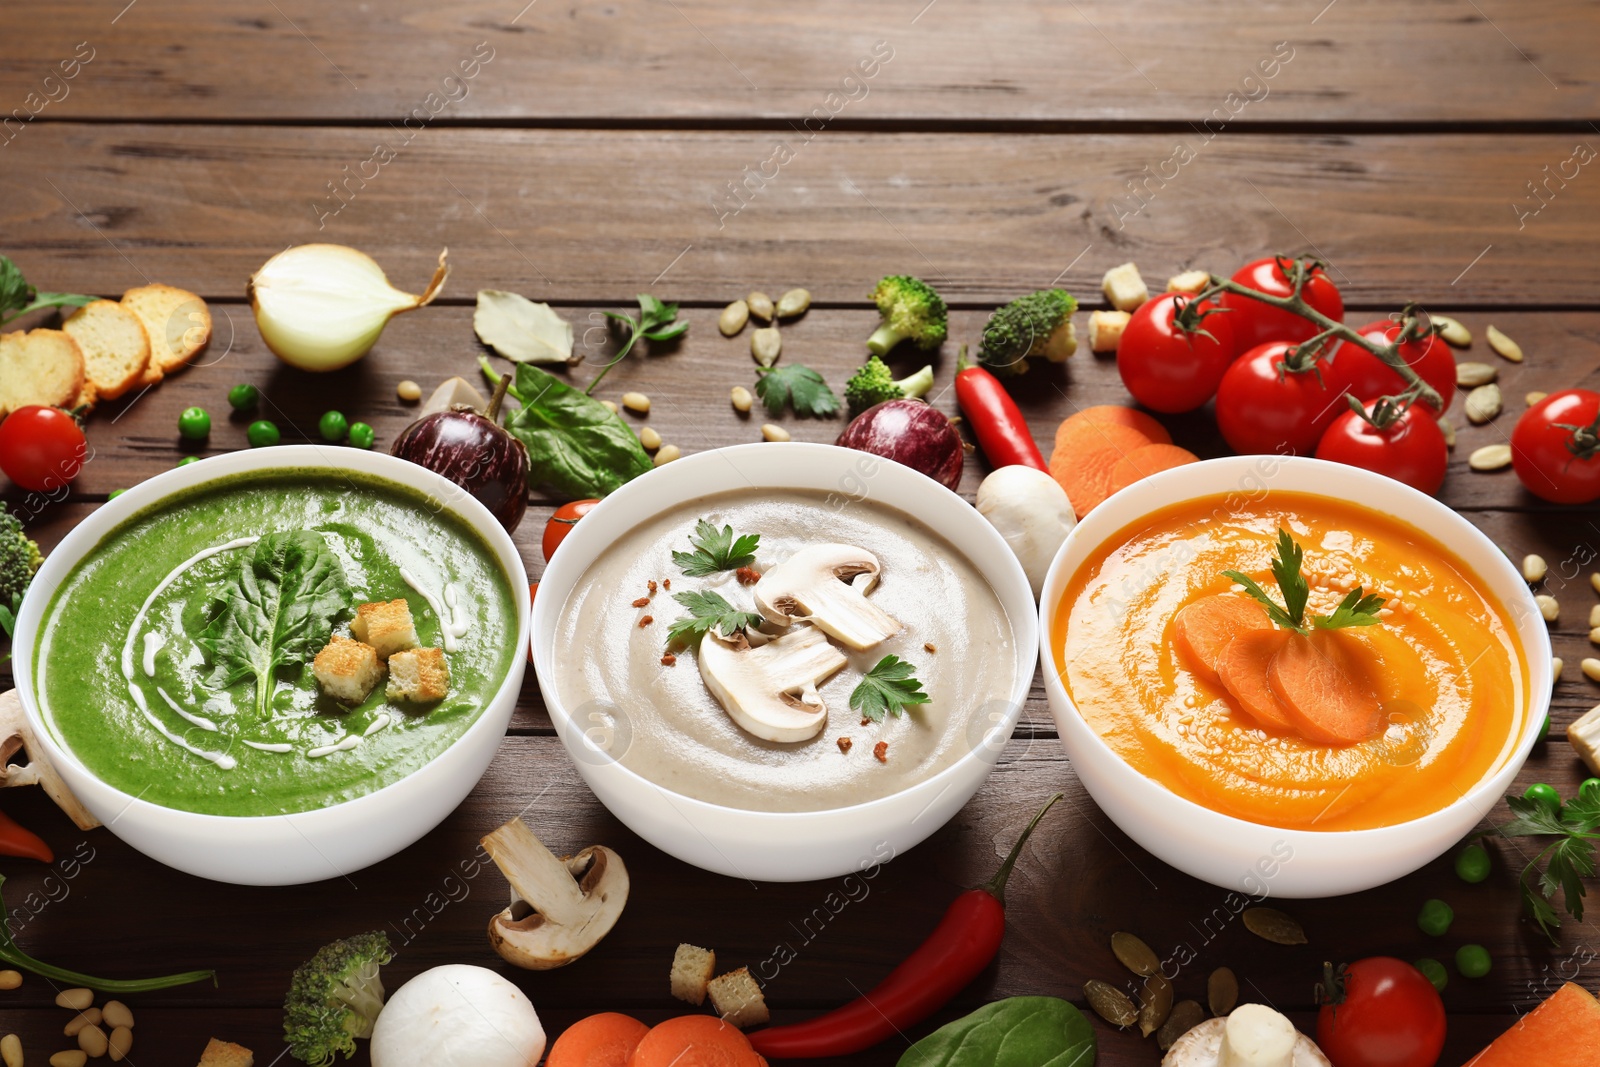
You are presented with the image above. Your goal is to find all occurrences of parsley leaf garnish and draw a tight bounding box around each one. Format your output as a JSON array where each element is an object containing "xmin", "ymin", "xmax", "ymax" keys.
[
  {"xmin": 1224, "ymin": 527, "xmax": 1384, "ymax": 634},
  {"xmin": 0, "ymin": 255, "xmax": 93, "ymax": 328},
  {"xmin": 754, "ymin": 364, "xmax": 841, "ymax": 418},
  {"xmin": 849, "ymin": 654, "xmax": 931, "ymax": 723},
  {"xmin": 1497, "ymin": 788, "xmax": 1600, "ymax": 941},
  {"xmin": 671, "ymin": 518, "xmax": 760, "ymax": 577},
  {"xmin": 665, "ymin": 589, "xmax": 763, "ymax": 647}
]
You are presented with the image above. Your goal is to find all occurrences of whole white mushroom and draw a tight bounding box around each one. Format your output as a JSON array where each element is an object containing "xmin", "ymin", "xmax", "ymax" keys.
[
  {"xmin": 975, "ymin": 465, "xmax": 1077, "ymax": 599},
  {"xmin": 370, "ymin": 964, "xmax": 545, "ymax": 1067}
]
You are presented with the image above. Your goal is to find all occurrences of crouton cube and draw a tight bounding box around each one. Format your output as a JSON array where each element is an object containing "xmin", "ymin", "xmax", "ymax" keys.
[
  {"xmin": 707, "ymin": 967, "xmax": 769, "ymax": 1028},
  {"xmin": 312, "ymin": 635, "xmax": 384, "ymax": 704},
  {"xmin": 351, "ymin": 598, "xmax": 419, "ymax": 659},
  {"xmin": 198, "ymin": 1037, "xmax": 255, "ymax": 1067},
  {"xmin": 1167, "ymin": 269, "xmax": 1211, "ymax": 295},
  {"xmin": 671, "ymin": 943, "xmax": 717, "ymax": 1006},
  {"xmin": 1101, "ymin": 262, "xmax": 1149, "ymax": 312},
  {"xmin": 1089, "ymin": 310, "xmax": 1131, "ymax": 354},
  {"xmin": 387, "ymin": 646, "xmax": 450, "ymax": 703}
]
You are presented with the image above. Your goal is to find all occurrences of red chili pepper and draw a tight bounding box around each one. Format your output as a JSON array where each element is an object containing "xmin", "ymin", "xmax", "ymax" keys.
[
  {"xmin": 0, "ymin": 809, "xmax": 53, "ymax": 864},
  {"xmin": 747, "ymin": 793, "xmax": 1061, "ymax": 1059},
  {"xmin": 953, "ymin": 349, "xmax": 1048, "ymax": 472}
]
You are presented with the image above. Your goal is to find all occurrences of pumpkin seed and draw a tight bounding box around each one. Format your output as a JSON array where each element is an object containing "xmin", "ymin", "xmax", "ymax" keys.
[
  {"xmin": 751, "ymin": 326, "xmax": 782, "ymax": 367},
  {"xmin": 1464, "ymin": 383, "xmax": 1502, "ymax": 424},
  {"xmin": 1432, "ymin": 314, "xmax": 1472, "ymax": 347},
  {"xmin": 1487, "ymin": 325, "xmax": 1524, "ymax": 362},
  {"xmin": 719, "ymin": 300, "xmax": 750, "ymax": 336},
  {"xmin": 1157, "ymin": 1000, "xmax": 1207, "ymax": 1051},
  {"xmin": 1208, "ymin": 967, "xmax": 1239, "ymax": 1016},
  {"xmin": 1438, "ymin": 418, "xmax": 1456, "ymax": 449},
  {"xmin": 1111, "ymin": 931, "xmax": 1160, "ymax": 977},
  {"xmin": 776, "ymin": 288, "xmax": 811, "ymax": 319},
  {"xmin": 1083, "ymin": 979, "xmax": 1138, "ymax": 1028},
  {"xmin": 1469, "ymin": 443, "xmax": 1513, "ymax": 471},
  {"xmin": 1243, "ymin": 907, "xmax": 1307, "ymax": 945},
  {"xmin": 1527, "ymin": 391, "xmax": 1549, "ymax": 407},
  {"xmin": 747, "ymin": 291, "xmax": 775, "ymax": 322},
  {"xmin": 1138, "ymin": 973, "xmax": 1174, "ymax": 1037},
  {"xmin": 1455, "ymin": 361, "xmax": 1497, "ymax": 388}
]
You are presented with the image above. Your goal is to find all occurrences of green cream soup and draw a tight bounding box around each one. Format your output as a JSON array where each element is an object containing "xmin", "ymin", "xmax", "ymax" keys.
[{"xmin": 33, "ymin": 470, "xmax": 518, "ymax": 816}]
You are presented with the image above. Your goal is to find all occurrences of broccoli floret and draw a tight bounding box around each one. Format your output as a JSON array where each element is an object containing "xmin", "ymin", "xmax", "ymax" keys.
[
  {"xmin": 867, "ymin": 275, "xmax": 948, "ymax": 356},
  {"xmin": 0, "ymin": 507, "xmax": 41, "ymax": 608},
  {"xmin": 844, "ymin": 356, "xmax": 936, "ymax": 415},
  {"xmin": 976, "ymin": 289, "xmax": 1079, "ymax": 377},
  {"xmin": 283, "ymin": 931, "xmax": 394, "ymax": 1066}
]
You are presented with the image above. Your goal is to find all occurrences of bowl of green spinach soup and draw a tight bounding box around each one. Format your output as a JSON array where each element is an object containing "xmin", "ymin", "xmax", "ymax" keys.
[{"xmin": 13, "ymin": 446, "xmax": 528, "ymax": 885}]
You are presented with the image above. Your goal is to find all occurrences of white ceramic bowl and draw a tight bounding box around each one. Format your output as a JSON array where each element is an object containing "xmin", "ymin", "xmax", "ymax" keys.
[
  {"xmin": 1039, "ymin": 455, "xmax": 1551, "ymax": 898},
  {"xmin": 12, "ymin": 446, "xmax": 529, "ymax": 886},
  {"xmin": 532, "ymin": 443, "xmax": 1038, "ymax": 882}
]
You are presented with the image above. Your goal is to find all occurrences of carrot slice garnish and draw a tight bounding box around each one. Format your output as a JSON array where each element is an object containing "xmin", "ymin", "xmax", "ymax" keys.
[
  {"xmin": 1174, "ymin": 593, "xmax": 1274, "ymax": 684},
  {"xmin": 1269, "ymin": 630, "xmax": 1384, "ymax": 746},
  {"xmin": 628, "ymin": 1016, "xmax": 766, "ymax": 1067},
  {"xmin": 550, "ymin": 1013, "xmax": 651, "ymax": 1067},
  {"xmin": 1216, "ymin": 627, "xmax": 1298, "ymax": 732},
  {"xmin": 1055, "ymin": 405, "xmax": 1173, "ymax": 448},
  {"xmin": 1049, "ymin": 420, "xmax": 1153, "ymax": 516},
  {"xmin": 1108, "ymin": 443, "xmax": 1201, "ymax": 496}
]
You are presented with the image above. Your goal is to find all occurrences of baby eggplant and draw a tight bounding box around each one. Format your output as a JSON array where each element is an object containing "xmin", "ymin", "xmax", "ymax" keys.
[{"xmin": 391, "ymin": 375, "xmax": 528, "ymax": 532}]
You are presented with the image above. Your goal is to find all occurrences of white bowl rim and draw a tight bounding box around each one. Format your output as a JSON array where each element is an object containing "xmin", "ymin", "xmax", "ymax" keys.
[
  {"xmin": 12, "ymin": 444, "xmax": 531, "ymax": 825},
  {"xmin": 1037, "ymin": 453, "xmax": 1552, "ymax": 842},
  {"xmin": 532, "ymin": 441, "xmax": 1039, "ymax": 821}
]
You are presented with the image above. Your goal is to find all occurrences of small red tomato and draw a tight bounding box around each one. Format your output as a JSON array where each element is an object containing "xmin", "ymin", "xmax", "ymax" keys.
[
  {"xmin": 1220, "ymin": 257, "xmax": 1345, "ymax": 352},
  {"xmin": 1316, "ymin": 958, "xmax": 1446, "ymax": 1067},
  {"xmin": 1317, "ymin": 400, "xmax": 1449, "ymax": 495},
  {"xmin": 1116, "ymin": 293, "xmax": 1236, "ymax": 413},
  {"xmin": 0, "ymin": 406, "xmax": 88, "ymax": 492},
  {"xmin": 542, "ymin": 499, "xmax": 599, "ymax": 562},
  {"xmin": 1332, "ymin": 320, "xmax": 1456, "ymax": 412},
  {"xmin": 1216, "ymin": 342, "xmax": 1348, "ymax": 456},
  {"xmin": 1511, "ymin": 389, "xmax": 1600, "ymax": 504}
]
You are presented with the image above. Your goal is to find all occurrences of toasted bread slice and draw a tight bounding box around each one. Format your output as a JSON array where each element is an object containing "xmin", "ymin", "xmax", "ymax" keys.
[
  {"xmin": 198, "ymin": 1038, "xmax": 254, "ymax": 1067},
  {"xmin": 0, "ymin": 328, "xmax": 86, "ymax": 418},
  {"xmin": 63, "ymin": 299, "xmax": 150, "ymax": 400},
  {"xmin": 122, "ymin": 283, "xmax": 211, "ymax": 374}
]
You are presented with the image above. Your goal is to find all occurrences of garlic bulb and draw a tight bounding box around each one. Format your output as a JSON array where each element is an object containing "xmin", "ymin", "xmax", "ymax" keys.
[{"xmin": 249, "ymin": 244, "xmax": 449, "ymax": 371}]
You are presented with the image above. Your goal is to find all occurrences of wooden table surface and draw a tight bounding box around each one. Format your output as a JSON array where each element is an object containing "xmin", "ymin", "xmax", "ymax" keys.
[{"xmin": 3, "ymin": 2, "xmax": 1599, "ymax": 1064}]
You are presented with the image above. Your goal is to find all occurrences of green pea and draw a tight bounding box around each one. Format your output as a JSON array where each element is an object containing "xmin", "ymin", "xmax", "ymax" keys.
[
  {"xmin": 177, "ymin": 456, "xmax": 199, "ymax": 467},
  {"xmin": 1539, "ymin": 713, "xmax": 1551, "ymax": 742},
  {"xmin": 247, "ymin": 420, "xmax": 281, "ymax": 448},
  {"xmin": 348, "ymin": 422, "xmax": 375, "ymax": 450},
  {"xmin": 227, "ymin": 383, "xmax": 259, "ymax": 411},
  {"xmin": 1418, "ymin": 898, "xmax": 1454, "ymax": 937},
  {"xmin": 1581, "ymin": 778, "xmax": 1600, "ymax": 805},
  {"xmin": 1414, "ymin": 957, "xmax": 1448, "ymax": 993},
  {"xmin": 178, "ymin": 406, "xmax": 211, "ymax": 440},
  {"xmin": 1525, "ymin": 782, "xmax": 1562, "ymax": 815},
  {"xmin": 107, "ymin": 489, "xmax": 126, "ymax": 500},
  {"xmin": 1455, "ymin": 944, "xmax": 1491, "ymax": 978},
  {"xmin": 1455, "ymin": 842, "xmax": 1491, "ymax": 883},
  {"xmin": 318, "ymin": 410, "xmax": 349, "ymax": 442}
]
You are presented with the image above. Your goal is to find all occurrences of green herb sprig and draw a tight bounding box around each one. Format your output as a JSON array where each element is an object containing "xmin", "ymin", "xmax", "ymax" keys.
[
  {"xmin": 0, "ymin": 256, "xmax": 94, "ymax": 328},
  {"xmin": 755, "ymin": 364, "xmax": 840, "ymax": 418},
  {"xmin": 588, "ymin": 294, "xmax": 688, "ymax": 395},
  {"xmin": 1496, "ymin": 788, "xmax": 1600, "ymax": 942},
  {"xmin": 0, "ymin": 594, "xmax": 18, "ymax": 664},
  {"xmin": 672, "ymin": 519, "xmax": 759, "ymax": 577},
  {"xmin": 850, "ymin": 654, "xmax": 930, "ymax": 723},
  {"xmin": 666, "ymin": 589, "xmax": 763, "ymax": 647},
  {"xmin": 1224, "ymin": 528, "xmax": 1385, "ymax": 635}
]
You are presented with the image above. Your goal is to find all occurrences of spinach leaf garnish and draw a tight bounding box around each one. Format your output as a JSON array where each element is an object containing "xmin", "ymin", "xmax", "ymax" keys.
[
  {"xmin": 898, "ymin": 996, "xmax": 1096, "ymax": 1067},
  {"xmin": 502, "ymin": 363, "xmax": 653, "ymax": 499}
]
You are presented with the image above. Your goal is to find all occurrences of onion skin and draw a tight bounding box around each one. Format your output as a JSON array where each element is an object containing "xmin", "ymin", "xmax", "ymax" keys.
[
  {"xmin": 835, "ymin": 399, "xmax": 964, "ymax": 491},
  {"xmin": 392, "ymin": 407, "xmax": 529, "ymax": 533}
]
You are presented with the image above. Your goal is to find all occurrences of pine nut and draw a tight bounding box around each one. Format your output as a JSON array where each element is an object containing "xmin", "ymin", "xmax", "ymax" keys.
[
  {"xmin": 55, "ymin": 989, "xmax": 92, "ymax": 1011},
  {"xmin": 621, "ymin": 392, "xmax": 650, "ymax": 414},
  {"xmin": 1432, "ymin": 315, "xmax": 1472, "ymax": 347},
  {"xmin": 1537, "ymin": 594, "xmax": 1559, "ymax": 622},
  {"xmin": 746, "ymin": 291, "xmax": 774, "ymax": 322},
  {"xmin": 1553, "ymin": 657, "xmax": 1564, "ymax": 682},
  {"xmin": 1, "ymin": 1034, "xmax": 20, "ymax": 1067},
  {"xmin": 600, "ymin": 399, "xmax": 618, "ymax": 413},
  {"xmin": 751, "ymin": 326, "xmax": 781, "ymax": 367},
  {"xmin": 730, "ymin": 385, "xmax": 753, "ymax": 414},
  {"xmin": 1527, "ymin": 391, "xmax": 1548, "ymax": 407},
  {"xmin": 1590, "ymin": 605, "xmax": 1600, "ymax": 629},
  {"xmin": 1524, "ymin": 554, "xmax": 1548, "ymax": 582},
  {"xmin": 1438, "ymin": 418, "xmax": 1456, "ymax": 449},
  {"xmin": 64, "ymin": 1008, "xmax": 100, "ymax": 1037},
  {"xmin": 638, "ymin": 426, "xmax": 661, "ymax": 451},
  {"xmin": 1591, "ymin": 627, "xmax": 1600, "ymax": 646},
  {"xmin": 1592, "ymin": 573, "xmax": 1600, "ymax": 596},
  {"xmin": 1486, "ymin": 325, "xmax": 1524, "ymax": 362},
  {"xmin": 99, "ymin": 1003, "xmax": 132, "ymax": 1031},
  {"xmin": 107, "ymin": 1027, "xmax": 132, "ymax": 1062},
  {"xmin": 51, "ymin": 1052, "xmax": 88, "ymax": 1067},
  {"xmin": 776, "ymin": 288, "xmax": 811, "ymax": 319},
  {"xmin": 396, "ymin": 379, "xmax": 422, "ymax": 402},
  {"xmin": 77, "ymin": 1025, "xmax": 108, "ymax": 1058},
  {"xmin": 1468, "ymin": 444, "xmax": 1512, "ymax": 471},
  {"xmin": 1584, "ymin": 658, "xmax": 1600, "ymax": 684},
  {"xmin": 761, "ymin": 423, "xmax": 791, "ymax": 442},
  {"xmin": 0, "ymin": 971, "xmax": 19, "ymax": 990},
  {"xmin": 652, "ymin": 444, "xmax": 681, "ymax": 466},
  {"xmin": 719, "ymin": 300, "xmax": 750, "ymax": 336}
]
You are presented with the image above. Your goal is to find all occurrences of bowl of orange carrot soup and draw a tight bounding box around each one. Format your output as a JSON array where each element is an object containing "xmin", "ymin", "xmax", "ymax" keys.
[{"xmin": 1039, "ymin": 455, "xmax": 1550, "ymax": 897}]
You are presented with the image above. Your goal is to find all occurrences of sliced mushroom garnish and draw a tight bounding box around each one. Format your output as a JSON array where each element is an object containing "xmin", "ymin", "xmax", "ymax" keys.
[
  {"xmin": 699, "ymin": 625, "xmax": 848, "ymax": 742},
  {"xmin": 482, "ymin": 817, "xmax": 629, "ymax": 971},
  {"xmin": 753, "ymin": 543, "xmax": 902, "ymax": 651},
  {"xmin": 0, "ymin": 689, "xmax": 99, "ymax": 830}
]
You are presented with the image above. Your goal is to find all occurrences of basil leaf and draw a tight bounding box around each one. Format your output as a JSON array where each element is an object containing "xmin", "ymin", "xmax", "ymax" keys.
[
  {"xmin": 504, "ymin": 363, "xmax": 653, "ymax": 498},
  {"xmin": 898, "ymin": 997, "xmax": 1096, "ymax": 1067},
  {"xmin": 198, "ymin": 531, "xmax": 351, "ymax": 720}
]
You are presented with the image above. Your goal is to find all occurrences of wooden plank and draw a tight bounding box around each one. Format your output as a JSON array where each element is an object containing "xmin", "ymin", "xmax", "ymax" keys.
[
  {"xmin": 2, "ymin": 127, "xmax": 1598, "ymax": 306},
  {"xmin": 0, "ymin": 1, "xmax": 1593, "ymax": 124}
]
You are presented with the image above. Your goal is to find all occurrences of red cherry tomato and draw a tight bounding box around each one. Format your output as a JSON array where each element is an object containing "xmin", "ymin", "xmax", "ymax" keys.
[
  {"xmin": 1220, "ymin": 258, "xmax": 1345, "ymax": 352},
  {"xmin": 1316, "ymin": 958, "xmax": 1446, "ymax": 1067},
  {"xmin": 1316, "ymin": 400, "xmax": 1449, "ymax": 495},
  {"xmin": 1215, "ymin": 342, "xmax": 1347, "ymax": 456},
  {"xmin": 542, "ymin": 499, "xmax": 599, "ymax": 562},
  {"xmin": 1511, "ymin": 389, "xmax": 1600, "ymax": 504},
  {"xmin": 1332, "ymin": 320, "xmax": 1456, "ymax": 412},
  {"xmin": 0, "ymin": 406, "xmax": 87, "ymax": 492},
  {"xmin": 1116, "ymin": 294, "xmax": 1236, "ymax": 413}
]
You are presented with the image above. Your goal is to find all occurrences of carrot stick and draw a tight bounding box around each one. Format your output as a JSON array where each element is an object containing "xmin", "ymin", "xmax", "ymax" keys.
[
  {"xmin": 628, "ymin": 1015, "xmax": 766, "ymax": 1067},
  {"xmin": 1049, "ymin": 421, "xmax": 1153, "ymax": 516},
  {"xmin": 549, "ymin": 1013, "xmax": 651, "ymax": 1067},
  {"xmin": 1269, "ymin": 630, "xmax": 1383, "ymax": 745},
  {"xmin": 1108, "ymin": 443, "xmax": 1199, "ymax": 496},
  {"xmin": 1216, "ymin": 628, "xmax": 1297, "ymax": 732},
  {"xmin": 1173, "ymin": 594, "xmax": 1273, "ymax": 684},
  {"xmin": 1055, "ymin": 405, "xmax": 1172, "ymax": 447}
]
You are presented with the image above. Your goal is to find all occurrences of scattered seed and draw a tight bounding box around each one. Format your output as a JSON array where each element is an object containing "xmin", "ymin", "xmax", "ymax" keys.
[
  {"xmin": 653, "ymin": 444, "xmax": 681, "ymax": 466},
  {"xmin": 1243, "ymin": 906, "xmax": 1307, "ymax": 945},
  {"xmin": 632, "ymin": 597, "xmax": 651, "ymax": 608},
  {"xmin": 751, "ymin": 326, "xmax": 782, "ymax": 367},
  {"xmin": 1433, "ymin": 315, "xmax": 1472, "ymax": 347},
  {"xmin": 1591, "ymin": 573, "xmax": 1600, "ymax": 596},
  {"xmin": 77, "ymin": 1025, "xmax": 108, "ymax": 1058},
  {"xmin": 747, "ymin": 291, "xmax": 775, "ymax": 322},
  {"xmin": 762, "ymin": 423, "xmax": 791, "ymax": 443},
  {"xmin": 600, "ymin": 399, "xmax": 618, "ymax": 413},
  {"xmin": 1438, "ymin": 418, "xmax": 1456, "ymax": 449},
  {"xmin": 1590, "ymin": 605, "xmax": 1600, "ymax": 629},
  {"xmin": 1138, "ymin": 973, "xmax": 1174, "ymax": 1037},
  {"xmin": 1157, "ymin": 1001, "xmax": 1207, "ymax": 1051},
  {"xmin": 660, "ymin": 653, "xmax": 676, "ymax": 667},
  {"xmin": 621, "ymin": 391, "xmax": 650, "ymax": 415},
  {"xmin": 1208, "ymin": 967, "xmax": 1239, "ymax": 1016},
  {"xmin": 1083, "ymin": 979, "xmax": 1139, "ymax": 1028},
  {"xmin": 1487, "ymin": 325, "xmax": 1524, "ymax": 362},
  {"xmin": 1584, "ymin": 658, "xmax": 1600, "ymax": 684},
  {"xmin": 1591, "ymin": 626, "xmax": 1600, "ymax": 647},
  {"xmin": 874, "ymin": 740, "xmax": 889, "ymax": 763},
  {"xmin": 1456, "ymin": 361, "xmax": 1497, "ymax": 388},
  {"xmin": 1524, "ymin": 554, "xmax": 1548, "ymax": 583},
  {"xmin": 638, "ymin": 615, "xmax": 653, "ymax": 628},
  {"xmin": 838, "ymin": 737, "xmax": 853, "ymax": 754},
  {"xmin": 719, "ymin": 300, "xmax": 750, "ymax": 336},
  {"xmin": 51, "ymin": 1052, "xmax": 89, "ymax": 1067},
  {"xmin": 1464, "ymin": 383, "xmax": 1502, "ymax": 424},
  {"xmin": 108, "ymin": 1026, "xmax": 132, "ymax": 1062},
  {"xmin": 730, "ymin": 385, "xmax": 753, "ymax": 413},
  {"xmin": 639, "ymin": 426, "xmax": 662, "ymax": 451},
  {"xmin": 924, "ymin": 642, "xmax": 937, "ymax": 653},
  {"xmin": 55, "ymin": 989, "xmax": 92, "ymax": 1012},
  {"xmin": 1554, "ymin": 656, "xmax": 1564, "ymax": 682},
  {"xmin": 0, "ymin": 971, "xmax": 18, "ymax": 990},
  {"xmin": 1469, "ymin": 444, "xmax": 1513, "ymax": 471},
  {"xmin": 397, "ymin": 379, "xmax": 422, "ymax": 402},
  {"xmin": 1, "ymin": 1034, "xmax": 19, "ymax": 1067},
  {"xmin": 776, "ymin": 288, "xmax": 811, "ymax": 319},
  {"xmin": 64, "ymin": 1008, "xmax": 101, "ymax": 1037},
  {"xmin": 1111, "ymin": 931, "xmax": 1160, "ymax": 977},
  {"xmin": 1527, "ymin": 391, "xmax": 1549, "ymax": 407},
  {"xmin": 1537, "ymin": 595, "xmax": 1560, "ymax": 622}
]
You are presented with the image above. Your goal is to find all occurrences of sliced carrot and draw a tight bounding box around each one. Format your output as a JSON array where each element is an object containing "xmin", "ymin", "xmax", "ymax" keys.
[
  {"xmin": 1108, "ymin": 443, "xmax": 1200, "ymax": 496},
  {"xmin": 1049, "ymin": 420, "xmax": 1153, "ymax": 516},
  {"xmin": 628, "ymin": 1015, "xmax": 766, "ymax": 1067},
  {"xmin": 1269, "ymin": 630, "xmax": 1383, "ymax": 745},
  {"xmin": 549, "ymin": 1013, "xmax": 651, "ymax": 1067},
  {"xmin": 1055, "ymin": 404, "xmax": 1172, "ymax": 448},
  {"xmin": 1173, "ymin": 594, "xmax": 1273, "ymax": 684},
  {"xmin": 1216, "ymin": 628, "xmax": 1297, "ymax": 732},
  {"xmin": 1463, "ymin": 983, "xmax": 1600, "ymax": 1067}
]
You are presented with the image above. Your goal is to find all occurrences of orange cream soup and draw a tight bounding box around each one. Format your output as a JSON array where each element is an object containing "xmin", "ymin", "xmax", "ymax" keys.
[{"xmin": 1053, "ymin": 492, "xmax": 1527, "ymax": 831}]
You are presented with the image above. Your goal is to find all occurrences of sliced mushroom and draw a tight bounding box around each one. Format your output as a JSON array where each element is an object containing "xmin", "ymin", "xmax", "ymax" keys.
[
  {"xmin": 0, "ymin": 689, "xmax": 99, "ymax": 830},
  {"xmin": 1162, "ymin": 1005, "xmax": 1330, "ymax": 1067},
  {"xmin": 482, "ymin": 817, "xmax": 628, "ymax": 971},
  {"xmin": 753, "ymin": 544, "xmax": 902, "ymax": 650},
  {"xmin": 699, "ymin": 625, "xmax": 848, "ymax": 742}
]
